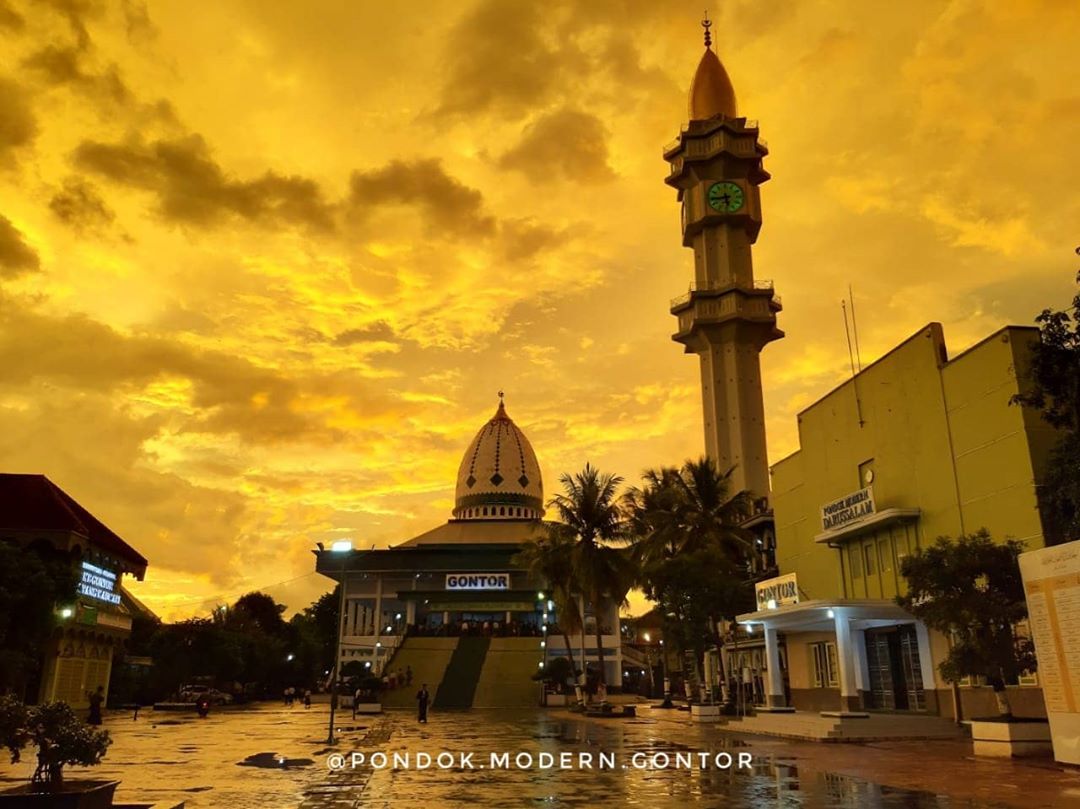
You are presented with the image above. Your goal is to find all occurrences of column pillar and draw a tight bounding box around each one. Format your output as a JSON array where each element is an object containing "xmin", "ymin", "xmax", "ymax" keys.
[
  {"xmin": 374, "ymin": 576, "xmax": 383, "ymax": 639},
  {"xmin": 763, "ymin": 625, "xmax": 786, "ymax": 707},
  {"xmin": 852, "ymin": 628, "xmax": 870, "ymax": 696},
  {"xmin": 406, "ymin": 600, "xmax": 416, "ymax": 626},
  {"xmin": 833, "ymin": 610, "xmax": 863, "ymax": 712},
  {"xmin": 914, "ymin": 621, "xmax": 936, "ymax": 692}
]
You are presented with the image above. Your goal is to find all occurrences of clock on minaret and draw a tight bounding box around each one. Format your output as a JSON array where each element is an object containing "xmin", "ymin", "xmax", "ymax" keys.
[{"xmin": 707, "ymin": 181, "xmax": 744, "ymax": 213}]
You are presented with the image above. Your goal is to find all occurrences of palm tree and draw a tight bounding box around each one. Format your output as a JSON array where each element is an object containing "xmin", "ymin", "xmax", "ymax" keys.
[
  {"xmin": 512, "ymin": 530, "xmax": 583, "ymax": 683},
  {"xmin": 548, "ymin": 464, "xmax": 635, "ymax": 692},
  {"xmin": 624, "ymin": 457, "xmax": 754, "ymax": 702}
]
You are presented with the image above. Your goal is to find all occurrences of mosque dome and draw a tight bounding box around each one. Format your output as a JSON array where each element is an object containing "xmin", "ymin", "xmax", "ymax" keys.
[
  {"xmin": 688, "ymin": 31, "xmax": 736, "ymax": 120},
  {"xmin": 453, "ymin": 397, "xmax": 544, "ymax": 521}
]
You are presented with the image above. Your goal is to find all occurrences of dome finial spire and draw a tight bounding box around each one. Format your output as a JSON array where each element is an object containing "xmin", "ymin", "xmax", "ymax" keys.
[{"xmin": 702, "ymin": 11, "xmax": 712, "ymax": 49}]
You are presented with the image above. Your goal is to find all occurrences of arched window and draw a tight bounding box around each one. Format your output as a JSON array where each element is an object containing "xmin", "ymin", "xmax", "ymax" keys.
[
  {"xmin": 483, "ymin": 507, "xmax": 488, "ymax": 516},
  {"xmin": 500, "ymin": 507, "xmax": 506, "ymax": 516}
]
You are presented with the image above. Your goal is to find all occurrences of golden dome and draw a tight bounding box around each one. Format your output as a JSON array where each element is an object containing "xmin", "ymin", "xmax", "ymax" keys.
[
  {"xmin": 689, "ymin": 47, "xmax": 737, "ymax": 121},
  {"xmin": 453, "ymin": 396, "xmax": 544, "ymax": 521}
]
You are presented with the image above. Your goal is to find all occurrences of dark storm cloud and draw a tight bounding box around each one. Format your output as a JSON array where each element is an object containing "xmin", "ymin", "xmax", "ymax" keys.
[
  {"xmin": 48, "ymin": 177, "xmax": 119, "ymax": 234},
  {"xmin": 0, "ymin": 77, "xmax": 38, "ymax": 162},
  {"xmin": 0, "ymin": 215, "xmax": 39, "ymax": 277},
  {"xmin": 0, "ymin": 0, "xmax": 24, "ymax": 30},
  {"xmin": 0, "ymin": 302, "xmax": 347, "ymax": 444},
  {"xmin": 121, "ymin": 0, "xmax": 156, "ymax": 43},
  {"xmin": 23, "ymin": 44, "xmax": 133, "ymax": 106},
  {"xmin": 348, "ymin": 158, "xmax": 495, "ymax": 237},
  {"xmin": 74, "ymin": 134, "xmax": 336, "ymax": 230},
  {"xmin": 41, "ymin": 0, "xmax": 100, "ymax": 50},
  {"xmin": 497, "ymin": 108, "xmax": 615, "ymax": 184},
  {"xmin": 432, "ymin": 0, "xmax": 574, "ymax": 120},
  {"xmin": 333, "ymin": 321, "xmax": 396, "ymax": 346},
  {"xmin": 499, "ymin": 219, "xmax": 583, "ymax": 262}
]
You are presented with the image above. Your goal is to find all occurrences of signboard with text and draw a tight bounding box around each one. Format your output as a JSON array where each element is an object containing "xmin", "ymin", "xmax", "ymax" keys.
[
  {"xmin": 755, "ymin": 573, "xmax": 799, "ymax": 611},
  {"xmin": 445, "ymin": 573, "xmax": 510, "ymax": 590},
  {"xmin": 78, "ymin": 561, "xmax": 121, "ymax": 605},
  {"xmin": 820, "ymin": 486, "xmax": 876, "ymax": 531},
  {"xmin": 1020, "ymin": 540, "xmax": 1080, "ymax": 764}
]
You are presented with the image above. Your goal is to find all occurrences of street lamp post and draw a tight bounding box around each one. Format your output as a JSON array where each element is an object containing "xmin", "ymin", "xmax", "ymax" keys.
[
  {"xmin": 659, "ymin": 638, "xmax": 674, "ymax": 709},
  {"xmin": 326, "ymin": 540, "xmax": 352, "ymax": 745}
]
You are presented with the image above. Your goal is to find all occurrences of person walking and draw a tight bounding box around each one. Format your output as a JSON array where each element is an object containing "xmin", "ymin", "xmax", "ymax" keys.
[
  {"xmin": 416, "ymin": 683, "xmax": 430, "ymax": 723},
  {"xmin": 303, "ymin": 689, "xmax": 312, "ymax": 709},
  {"xmin": 405, "ymin": 665, "xmax": 413, "ymax": 687},
  {"xmin": 87, "ymin": 686, "xmax": 104, "ymax": 725}
]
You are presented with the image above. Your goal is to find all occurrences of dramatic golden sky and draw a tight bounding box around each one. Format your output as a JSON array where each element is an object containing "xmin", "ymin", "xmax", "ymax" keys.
[{"xmin": 2, "ymin": 0, "xmax": 1078, "ymax": 620}]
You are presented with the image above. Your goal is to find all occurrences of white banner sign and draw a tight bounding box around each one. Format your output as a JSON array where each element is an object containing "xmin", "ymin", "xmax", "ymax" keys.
[
  {"xmin": 445, "ymin": 573, "xmax": 510, "ymax": 590},
  {"xmin": 820, "ymin": 486, "xmax": 876, "ymax": 531},
  {"xmin": 755, "ymin": 573, "xmax": 799, "ymax": 611}
]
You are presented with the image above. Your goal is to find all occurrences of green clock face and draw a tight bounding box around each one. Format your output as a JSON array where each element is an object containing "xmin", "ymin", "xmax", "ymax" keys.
[{"xmin": 707, "ymin": 181, "xmax": 744, "ymax": 213}]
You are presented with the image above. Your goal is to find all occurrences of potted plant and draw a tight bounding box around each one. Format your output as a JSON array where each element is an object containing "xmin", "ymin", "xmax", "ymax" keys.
[
  {"xmin": 0, "ymin": 695, "xmax": 116, "ymax": 807},
  {"xmin": 533, "ymin": 657, "xmax": 575, "ymax": 707},
  {"xmin": 898, "ymin": 531, "xmax": 1050, "ymax": 757}
]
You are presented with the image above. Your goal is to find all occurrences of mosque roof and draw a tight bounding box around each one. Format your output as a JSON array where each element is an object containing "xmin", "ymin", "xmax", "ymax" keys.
[{"xmin": 452, "ymin": 395, "xmax": 544, "ymax": 521}]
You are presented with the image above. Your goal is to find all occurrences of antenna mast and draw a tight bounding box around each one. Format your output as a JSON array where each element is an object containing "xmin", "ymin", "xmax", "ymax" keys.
[{"xmin": 842, "ymin": 299, "xmax": 865, "ymax": 428}]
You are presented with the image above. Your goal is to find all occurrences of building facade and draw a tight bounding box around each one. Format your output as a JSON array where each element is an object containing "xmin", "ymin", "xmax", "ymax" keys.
[
  {"xmin": 314, "ymin": 398, "xmax": 623, "ymax": 696},
  {"xmin": 737, "ymin": 324, "xmax": 1058, "ymax": 717},
  {"xmin": 0, "ymin": 474, "xmax": 148, "ymax": 708}
]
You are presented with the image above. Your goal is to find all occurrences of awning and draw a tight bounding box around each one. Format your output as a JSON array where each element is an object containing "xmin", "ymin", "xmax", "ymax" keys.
[{"xmin": 736, "ymin": 598, "xmax": 916, "ymax": 633}]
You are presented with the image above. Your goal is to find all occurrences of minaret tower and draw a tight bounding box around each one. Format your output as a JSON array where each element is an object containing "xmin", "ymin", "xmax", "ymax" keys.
[{"xmin": 664, "ymin": 16, "xmax": 782, "ymax": 502}]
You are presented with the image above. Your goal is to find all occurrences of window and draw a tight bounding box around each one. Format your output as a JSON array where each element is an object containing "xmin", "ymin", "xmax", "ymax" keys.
[
  {"xmin": 850, "ymin": 544, "xmax": 863, "ymax": 579},
  {"xmin": 877, "ymin": 539, "xmax": 892, "ymax": 573},
  {"xmin": 811, "ymin": 641, "xmax": 839, "ymax": 688},
  {"xmin": 864, "ymin": 542, "xmax": 876, "ymax": 575}
]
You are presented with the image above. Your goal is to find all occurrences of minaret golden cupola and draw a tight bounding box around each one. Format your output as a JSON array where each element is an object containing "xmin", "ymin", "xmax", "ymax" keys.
[
  {"xmin": 688, "ymin": 14, "xmax": 737, "ymax": 120},
  {"xmin": 663, "ymin": 15, "xmax": 783, "ymax": 503}
]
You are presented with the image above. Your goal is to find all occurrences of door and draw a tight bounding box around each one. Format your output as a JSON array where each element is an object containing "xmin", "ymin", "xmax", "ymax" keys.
[
  {"xmin": 898, "ymin": 625, "xmax": 926, "ymax": 711},
  {"xmin": 865, "ymin": 626, "xmax": 927, "ymax": 711},
  {"xmin": 865, "ymin": 632, "xmax": 895, "ymax": 709}
]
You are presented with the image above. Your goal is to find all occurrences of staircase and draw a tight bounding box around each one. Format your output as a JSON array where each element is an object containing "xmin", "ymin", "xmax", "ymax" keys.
[
  {"xmin": 726, "ymin": 711, "xmax": 964, "ymax": 742},
  {"xmin": 434, "ymin": 636, "xmax": 490, "ymax": 708},
  {"xmin": 379, "ymin": 637, "xmax": 457, "ymax": 708},
  {"xmin": 473, "ymin": 637, "xmax": 544, "ymax": 708}
]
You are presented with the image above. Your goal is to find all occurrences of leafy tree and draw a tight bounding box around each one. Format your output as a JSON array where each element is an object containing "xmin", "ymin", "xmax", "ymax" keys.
[
  {"xmin": 547, "ymin": 464, "xmax": 635, "ymax": 689},
  {"xmin": 229, "ymin": 592, "xmax": 288, "ymax": 637},
  {"xmin": 0, "ymin": 542, "xmax": 77, "ymax": 699},
  {"xmin": 513, "ymin": 531, "xmax": 583, "ymax": 681},
  {"xmin": 0, "ymin": 697, "xmax": 111, "ymax": 787},
  {"xmin": 1011, "ymin": 269, "xmax": 1080, "ymax": 544},
  {"xmin": 624, "ymin": 458, "xmax": 754, "ymax": 701},
  {"xmin": 897, "ymin": 530, "xmax": 1034, "ymax": 718}
]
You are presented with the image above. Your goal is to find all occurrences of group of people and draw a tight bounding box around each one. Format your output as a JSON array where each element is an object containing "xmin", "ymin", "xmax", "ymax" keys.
[
  {"xmin": 381, "ymin": 665, "xmax": 413, "ymax": 690},
  {"xmin": 412, "ymin": 618, "xmax": 547, "ymax": 638},
  {"xmin": 283, "ymin": 686, "xmax": 312, "ymax": 708}
]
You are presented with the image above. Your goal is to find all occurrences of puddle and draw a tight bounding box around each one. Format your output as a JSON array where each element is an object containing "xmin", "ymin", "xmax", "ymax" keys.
[{"xmin": 237, "ymin": 752, "xmax": 316, "ymax": 770}]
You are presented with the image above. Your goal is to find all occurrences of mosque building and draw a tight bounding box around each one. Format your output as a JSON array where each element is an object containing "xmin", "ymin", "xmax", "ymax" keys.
[{"xmin": 314, "ymin": 396, "xmax": 623, "ymax": 707}]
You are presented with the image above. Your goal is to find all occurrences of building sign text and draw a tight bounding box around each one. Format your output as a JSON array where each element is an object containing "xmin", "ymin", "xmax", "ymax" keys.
[
  {"xmin": 78, "ymin": 561, "xmax": 121, "ymax": 605},
  {"xmin": 755, "ymin": 573, "xmax": 799, "ymax": 611},
  {"xmin": 446, "ymin": 573, "xmax": 510, "ymax": 590},
  {"xmin": 820, "ymin": 486, "xmax": 876, "ymax": 531}
]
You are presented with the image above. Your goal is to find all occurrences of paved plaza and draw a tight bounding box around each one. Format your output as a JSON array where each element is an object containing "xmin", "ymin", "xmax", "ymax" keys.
[{"xmin": 3, "ymin": 704, "xmax": 1080, "ymax": 808}]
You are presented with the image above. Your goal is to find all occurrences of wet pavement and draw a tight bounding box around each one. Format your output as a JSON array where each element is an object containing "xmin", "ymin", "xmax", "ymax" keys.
[{"xmin": 2, "ymin": 703, "xmax": 1080, "ymax": 808}]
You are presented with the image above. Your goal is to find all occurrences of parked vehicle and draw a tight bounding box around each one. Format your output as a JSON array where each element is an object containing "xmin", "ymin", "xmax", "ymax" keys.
[{"xmin": 178, "ymin": 684, "xmax": 233, "ymax": 705}]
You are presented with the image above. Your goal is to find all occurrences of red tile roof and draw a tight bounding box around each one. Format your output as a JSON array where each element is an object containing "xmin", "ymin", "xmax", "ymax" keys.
[{"xmin": 0, "ymin": 474, "xmax": 148, "ymax": 573}]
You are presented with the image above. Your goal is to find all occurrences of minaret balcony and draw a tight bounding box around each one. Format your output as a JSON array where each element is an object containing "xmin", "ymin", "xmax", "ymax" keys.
[{"xmin": 670, "ymin": 279, "xmax": 781, "ymax": 311}]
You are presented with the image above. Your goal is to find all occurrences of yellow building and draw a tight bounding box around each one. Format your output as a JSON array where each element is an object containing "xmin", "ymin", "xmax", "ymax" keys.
[{"xmin": 738, "ymin": 323, "xmax": 1059, "ymax": 718}]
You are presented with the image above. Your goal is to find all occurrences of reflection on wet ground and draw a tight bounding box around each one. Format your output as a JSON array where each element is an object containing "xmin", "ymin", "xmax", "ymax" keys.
[{"xmin": 0, "ymin": 704, "xmax": 1039, "ymax": 808}]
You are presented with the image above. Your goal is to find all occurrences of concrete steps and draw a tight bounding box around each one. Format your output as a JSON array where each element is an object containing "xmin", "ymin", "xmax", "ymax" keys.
[
  {"xmin": 435, "ymin": 636, "xmax": 490, "ymax": 708},
  {"xmin": 379, "ymin": 637, "xmax": 457, "ymax": 708},
  {"xmin": 473, "ymin": 637, "xmax": 544, "ymax": 708},
  {"xmin": 727, "ymin": 711, "xmax": 964, "ymax": 742}
]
